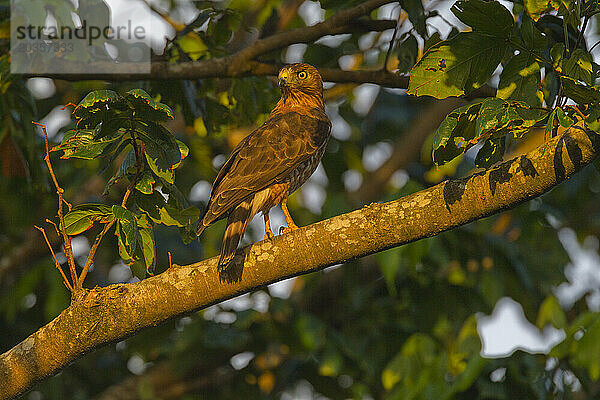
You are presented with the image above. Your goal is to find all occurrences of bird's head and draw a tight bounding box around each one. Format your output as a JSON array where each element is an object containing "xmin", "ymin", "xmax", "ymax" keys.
[{"xmin": 277, "ymin": 63, "xmax": 324, "ymax": 97}]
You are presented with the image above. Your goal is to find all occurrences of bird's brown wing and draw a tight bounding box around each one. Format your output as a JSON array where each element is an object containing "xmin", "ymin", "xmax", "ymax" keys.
[{"xmin": 201, "ymin": 111, "xmax": 330, "ymax": 227}]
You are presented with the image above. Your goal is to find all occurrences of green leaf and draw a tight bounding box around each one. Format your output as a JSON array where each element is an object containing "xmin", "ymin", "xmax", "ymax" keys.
[
  {"xmin": 376, "ymin": 247, "xmax": 404, "ymax": 296},
  {"xmin": 506, "ymin": 102, "xmax": 546, "ymax": 136},
  {"xmin": 521, "ymin": 16, "xmax": 547, "ymax": 50},
  {"xmin": 135, "ymin": 171, "xmax": 155, "ymax": 194},
  {"xmin": 524, "ymin": 0, "xmax": 570, "ymax": 21},
  {"xmin": 545, "ymin": 107, "xmax": 559, "ymax": 138},
  {"xmin": 113, "ymin": 205, "xmax": 138, "ymax": 258},
  {"xmin": 408, "ymin": 32, "xmax": 508, "ymax": 98},
  {"xmin": 536, "ymin": 295, "xmax": 567, "ymax": 329},
  {"xmin": 555, "ymin": 107, "xmax": 574, "ymax": 128},
  {"xmin": 135, "ymin": 219, "xmax": 156, "ymax": 277},
  {"xmin": 475, "ymin": 136, "xmax": 506, "ymax": 168},
  {"xmin": 73, "ymin": 89, "xmax": 119, "ymax": 120},
  {"xmin": 63, "ymin": 204, "xmax": 113, "ymax": 235},
  {"xmin": 451, "ymin": 0, "xmax": 514, "ymax": 38},
  {"xmin": 135, "ymin": 191, "xmax": 200, "ymax": 227},
  {"xmin": 585, "ymin": 105, "xmax": 600, "ymax": 134},
  {"xmin": 55, "ymin": 129, "xmax": 122, "ymax": 160},
  {"xmin": 560, "ymin": 76, "xmax": 600, "ymax": 104},
  {"xmin": 550, "ymin": 43, "xmax": 565, "ymax": 72},
  {"xmin": 423, "ymin": 31, "xmax": 442, "ymax": 53},
  {"xmin": 103, "ymin": 147, "xmax": 136, "ymax": 196},
  {"xmin": 475, "ymin": 97, "xmax": 509, "ymax": 135},
  {"xmin": 497, "ymin": 53, "xmax": 542, "ymax": 107},
  {"xmin": 432, "ymin": 101, "xmax": 482, "ymax": 165},
  {"xmin": 396, "ymin": 35, "xmax": 419, "ymax": 74},
  {"xmin": 173, "ymin": 140, "xmax": 190, "ymax": 169},
  {"xmin": 563, "ymin": 49, "xmax": 594, "ymax": 85},
  {"xmin": 95, "ymin": 117, "xmax": 128, "ymax": 140},
  {"xmin": 120, "ymin": 214, "xmax": 155, "ymax": 279},
  {"xmin": 136, "ymin": 123, "xmax": 181, "ymax": 184},
  {"xmin": 400, "ymin": 0, "xmax": 427, "ymax": 38},
  {"xmin": 125, "ymin": 89, "xmax": 174, "ymax": 122},
  {"xmin": 550, "ymin": 312, "xmax": 599, "ymax": 359},
  {"xmin": 432, "ymin": 98, "xmax": 543, "ymax": 165}
]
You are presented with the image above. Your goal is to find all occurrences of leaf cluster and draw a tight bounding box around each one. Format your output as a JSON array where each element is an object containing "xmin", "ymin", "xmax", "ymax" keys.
[
  {"xmin": 57, "ymin": 89, "xmax": 199, "ymax": 278},
  {"xmin": 407, "ymin": 0, "xmax": 600, "ymax": 166}
]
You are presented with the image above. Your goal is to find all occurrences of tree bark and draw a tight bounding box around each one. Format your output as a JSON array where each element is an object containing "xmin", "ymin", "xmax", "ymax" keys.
[{"xmin": 1, "ymin": 124, "xmax": 598, "ymax": 399}]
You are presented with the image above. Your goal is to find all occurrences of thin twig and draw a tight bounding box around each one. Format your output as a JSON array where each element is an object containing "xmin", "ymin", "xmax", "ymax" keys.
[
  {"xmin": 34, "ymin": 225, "xmax": 73, "ymax": 291},
  {"xmin": 46, "ymin": 218, "xmax": 60, "ymax": 237},
  {"xmin": 383, "ymin": 4, "xmax": 401, "ymax": 72},
  {"xmin": 77, "ymin": 220, "xmax": 115, "ymax": 287},
  {"xmin": 168, "ymin": 252, "xmax": 173, "ymax": 269},
  {"xmin": 33, "ymin": 121, "xmax": 78, "ymax": 288}
]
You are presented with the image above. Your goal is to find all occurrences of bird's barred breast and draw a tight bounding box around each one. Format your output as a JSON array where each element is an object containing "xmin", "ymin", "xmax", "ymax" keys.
[{"xmin": 287, "ymin": 141, "xmax": 327, "ymax": 193}]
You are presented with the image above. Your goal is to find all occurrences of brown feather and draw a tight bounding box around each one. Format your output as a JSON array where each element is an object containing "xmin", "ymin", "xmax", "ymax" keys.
[
  {"xmin": 218, "ymin": 198, "xmax": 253, "ymax": 270},
  {"xmin": 197, "ymin": 63, "xmax": 332, "ymax": 272}
]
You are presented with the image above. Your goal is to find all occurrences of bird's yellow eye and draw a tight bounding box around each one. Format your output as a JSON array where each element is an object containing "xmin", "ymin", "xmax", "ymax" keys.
[{"xmin": 298, "ymin": 71, "xmax": 307, "ymax": 79}]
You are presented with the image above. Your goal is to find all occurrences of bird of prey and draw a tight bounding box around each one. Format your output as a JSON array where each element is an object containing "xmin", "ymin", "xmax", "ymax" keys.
[{"xmin": 197, "ymin": 63, "xmax": 332, "ymax": 271}]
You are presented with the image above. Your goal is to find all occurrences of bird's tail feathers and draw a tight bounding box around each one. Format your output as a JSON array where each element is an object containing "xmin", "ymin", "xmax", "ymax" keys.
[{"xmin": 218, "ymin": 198, "xmax": 253, "ymax": 271}]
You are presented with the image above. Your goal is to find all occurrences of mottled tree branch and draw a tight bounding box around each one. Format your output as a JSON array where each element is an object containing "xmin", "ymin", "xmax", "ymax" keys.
[{"xmin": 1, "ymin": 123, "xmax": 598, "ymax": 399}]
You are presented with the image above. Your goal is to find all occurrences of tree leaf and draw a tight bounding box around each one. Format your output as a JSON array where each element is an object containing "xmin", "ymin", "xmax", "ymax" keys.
[
  {"xmin": 113, "ymin": 205, "xmax": 138, "ymax": 258},
  {"xmin": 135, "ymin": 221, "xmax": 156, "ymax": 277},
  {"xmin": 432, "ymin": 101, "xmax": 482, "ymax": 165},
  {"xmin": 103, "ymin": 147, "xmax": 136, "ymax": 196},
  {"xmin": 73, "ymin": 89, "xmax": 120, "ymax": 121},
  {"xmin": 560, "ymin": 76, "xmax": 600, "ymax": 104},
  {"xmin": 172, "ymin": 140, "xmax": 190, "ymax": 169},
  {"xmin": 569, "ymin": 314, "xmax": 600, "ymax": 381},
  {"xmin": 585, "ymin": 105, "xmax": 600, "ymax": 134},
  {"xmin": 433, "ymin": 99, "xmax": 544, "ymax": 165},
  {"xmin": 400, "ymin": 0, "xmax": 427, "ymax": 38},
  {"xmin": 451, "ymin": 0, "xmax": 514, "ymax": 38},
  {"xmin": 136, "ymin": 123, "xmax": 181, "ymax": 184},
  {"xmin": 408, "ymin": 32, "xmax": 508, "ymax": 98},
  {"xmin": 55, "ymin": 129, "xmax": 122, "ymax": 160},
  {"xmin": 475, "ymin": 98, "xmax": 509, "ymax": 135},
  {"xmin": 396, "ymin": 35, "xmax": 419, "ymax": 74},
  {"xmin": 63, "ymin": 204, "xmax": 113, "ymax": 235},
  {"xmin": 135, "ymin": 171, "xmax": 155, "ymax": 194},
  {"xmin": 475, "ymin": 136, "xmax": 506, "ymax": 168},
  {"xmin": 521, "ymin": 15, "xmax": 547, "ymax": 50},
  {"xmin": 497, "ymin": 53, "xmax": 542, "ymax": 107},
  {"xmin": 563, "ymin": 49, "xmax": 594, "ymax": 85},
  {"xmin": 125, "ymin": 89, "xmax": 174, "ymax": 122},
  {"xmin": 135, "ymin": 191, "xmax": 200, "ymax": 227},
  {"xmin": 524, "ymin": 0, "xmax": 570, "ymax": 21},
  {"xmin": 555, "ymin": 107, "xmax": 574, "ymax": 128}
]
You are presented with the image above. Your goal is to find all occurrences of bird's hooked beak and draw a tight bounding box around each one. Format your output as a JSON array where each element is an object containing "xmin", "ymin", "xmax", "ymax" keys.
[{"xmin": 278, "ymin": 70, "xmax": 290, "ymax": 89}]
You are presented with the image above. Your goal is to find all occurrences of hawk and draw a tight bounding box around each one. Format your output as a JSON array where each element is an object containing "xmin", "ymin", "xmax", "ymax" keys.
[{"xmin": 197, "ymin": 63, "xmax": 332, "ymax": 271}]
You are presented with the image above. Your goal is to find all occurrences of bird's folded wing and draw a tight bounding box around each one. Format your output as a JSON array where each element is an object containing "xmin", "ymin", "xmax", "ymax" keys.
[{"xmin": 202, "ymin": 112, "xmax": 330, "ymax": 225}]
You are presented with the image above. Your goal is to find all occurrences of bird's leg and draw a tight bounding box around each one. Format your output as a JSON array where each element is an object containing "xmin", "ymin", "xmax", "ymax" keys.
[
  {"xmin": 279, "ymin": 198, "xmax": 299, "ymax": 235},
  {"xmin": 263, "ymin": 212, "xmax": 274, "ymax": 240}
]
